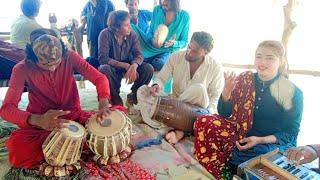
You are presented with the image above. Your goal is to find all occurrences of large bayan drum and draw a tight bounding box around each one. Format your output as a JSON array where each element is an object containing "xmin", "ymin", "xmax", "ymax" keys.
[
  {"xmin": 86, "ymin": 110, "xmax": 132, "ymax": 164},
  {"xmin": 152, "ymin": 24, "xmax": 169, "ymax": 48},
  {"xmin": 42, "ymin": 121, "xmax": 86, "ymax": 167}
]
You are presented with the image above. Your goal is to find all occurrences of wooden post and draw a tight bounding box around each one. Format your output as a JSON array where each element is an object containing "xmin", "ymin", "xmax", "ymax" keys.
[
  {"xmin": 282, "ymin": 0, "xmax": 297, "ymax": 56},
  {"xmin": 281, "ymin": 0, "xmax": 297, "ymax": 77}
]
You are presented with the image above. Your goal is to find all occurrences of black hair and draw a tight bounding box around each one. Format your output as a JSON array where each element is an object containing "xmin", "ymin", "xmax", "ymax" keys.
[
  {"xmin": 107, "ymin": 10, "xmax": 130, "ymax": 31},
  {"xmin": 125, "ymin": 0, "xmax": 139, "ymax": 5},
  {"xmin": 191, "ymin": 31, "xmax": 214, "ymax": 53},
  {"xmin": 159, "ymin": 0, "xmax": 180, "ymax": 12}
]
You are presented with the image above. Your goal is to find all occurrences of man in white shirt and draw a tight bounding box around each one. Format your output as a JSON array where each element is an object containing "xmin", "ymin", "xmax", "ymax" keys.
[
  {"xmin": 10, "ymin": 0, "xmax": 59, "ymax": 49},
  {"xmin": 148, "ymin": 31, "xmax": 224, "ymax": 144}
]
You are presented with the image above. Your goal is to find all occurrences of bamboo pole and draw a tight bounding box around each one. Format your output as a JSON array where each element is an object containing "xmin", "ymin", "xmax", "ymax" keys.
[
  {"xmin": 222, "ymin": 63, "xmax": 320, "ymax": 77},
  {"xmin": 281, "ymin": 0, "xmax": 298, "ymax": 77},
  {"xmin": 282, "ymin": 0, "xmax": 297, "ymax": 57}
]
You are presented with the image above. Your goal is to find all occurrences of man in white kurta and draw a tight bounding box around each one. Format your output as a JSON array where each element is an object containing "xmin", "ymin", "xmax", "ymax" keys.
[
  {"xmin": 154, "ymin": 50, "xmax": 223, "ymax": 114},
  {"xmin": 140, "ymin": 31, "xmax": 224, "ymax": 144}
]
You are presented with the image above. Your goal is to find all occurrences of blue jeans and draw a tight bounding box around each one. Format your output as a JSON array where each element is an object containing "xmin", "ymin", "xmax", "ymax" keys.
[
  {"xmin": 144, "ymin": 52, "xmax": 171, "ymax": 71},
  {"xmin": 0, "ymin": 56, "xmax": 17, "ymax": 80}
]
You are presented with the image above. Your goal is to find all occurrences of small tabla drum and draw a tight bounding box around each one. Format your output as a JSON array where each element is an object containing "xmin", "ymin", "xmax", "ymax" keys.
[
  {"xmin": 152, "ymin": 24, "xmax": 169, "ymax": 48},
  {"xmin": 42, "ymin": 121, "xmax": 86, "ymax": 167},
  {"xmin": 86, "ymin": 110, "xmax": 132, "ymax": 165},
  {"xmin": 137, "ymin": 85, "xmax": 209, "ymax": 133}
]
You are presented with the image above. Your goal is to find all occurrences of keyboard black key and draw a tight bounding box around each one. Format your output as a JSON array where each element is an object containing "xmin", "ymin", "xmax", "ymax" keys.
[
  {"xmin": 283, "ymin": 164, "xmax": 291, "ymax": 170},
  {"xmin": 287, "ymin": 166, "xmax": 296, "ymax": 172},
  {"xmin": 276, "ymin": 160, "xmax": 284, "ymax": 165},
  {"xmin": 292, "ymin": 168, "xmax": 301, "ymax": 175},
  {"xmin": 300, "ymin": 172, "xmax": 309, "ymax": 179},
  {"xmin": 305, "ymin": 175, "xmax": 314, "ymax": 180}
]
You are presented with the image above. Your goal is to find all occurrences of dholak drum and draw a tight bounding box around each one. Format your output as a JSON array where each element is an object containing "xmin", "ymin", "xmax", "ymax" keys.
[
  {"xmin": 151, "ymin": 96, "xmax": 209, "ymax": 133},
  {"xmin": 137, "ymin": 85, "xmax": 209, "ymax": 131},
  {"xmin": 152, "ymin": 24, "xmax": 169, "ymax": 48},
  {"xmin": 86, "ymin": 110, "xmax": 132, "ymax": 164},
  {"xmin": 42, "ymin": 121, "xmax": 86, "ymax": 167}
]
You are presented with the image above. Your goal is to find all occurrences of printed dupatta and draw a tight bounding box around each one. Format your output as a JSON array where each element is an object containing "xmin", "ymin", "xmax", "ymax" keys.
[{"xmin": 194, "ymin": 71, "xmax": 256, "ymax": 179}]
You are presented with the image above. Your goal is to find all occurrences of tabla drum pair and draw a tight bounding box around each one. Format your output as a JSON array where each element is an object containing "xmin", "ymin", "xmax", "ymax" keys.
[
  {"xmin": 42, "ymin": 110, "xmax": 132, "ymax": 176},
  {"xmin": 137, "ymin": 85, "xmax": 209, "ymax": 133}
]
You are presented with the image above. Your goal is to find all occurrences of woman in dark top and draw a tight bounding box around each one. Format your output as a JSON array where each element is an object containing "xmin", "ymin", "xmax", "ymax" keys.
[{"xmin": 194, "ymin": 40, "xmax": 303, "ymax": 179}]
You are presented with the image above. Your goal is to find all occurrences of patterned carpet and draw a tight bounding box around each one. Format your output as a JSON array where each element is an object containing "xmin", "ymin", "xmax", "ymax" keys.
[
  {"xmin": 0, "ymin": 83, "xmax": 215, "ymax": 179},
  {"xmin": 1, "ymin": 80, "xmax": 319, "ymax": 179}
]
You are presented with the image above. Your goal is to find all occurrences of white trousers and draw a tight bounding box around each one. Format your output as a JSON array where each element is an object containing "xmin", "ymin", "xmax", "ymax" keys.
[{"xmin": 178, "ymin": 83, "xmax": 209, "ymax": 108}]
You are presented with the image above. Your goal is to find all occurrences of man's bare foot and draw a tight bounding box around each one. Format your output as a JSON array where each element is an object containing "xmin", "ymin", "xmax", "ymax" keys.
[{"xmin": 165, "ymin": 130, "xmax": 184, "ymax": 144}]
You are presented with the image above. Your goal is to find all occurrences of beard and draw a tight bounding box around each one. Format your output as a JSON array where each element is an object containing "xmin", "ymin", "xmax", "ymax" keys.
[
  {"xmin": 185, "ymin": 54, "xmax": 200, "ymax": 62},
  {"xmin": 185, "ymin": 52, "xmax": 206, "ymax": 63}
]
